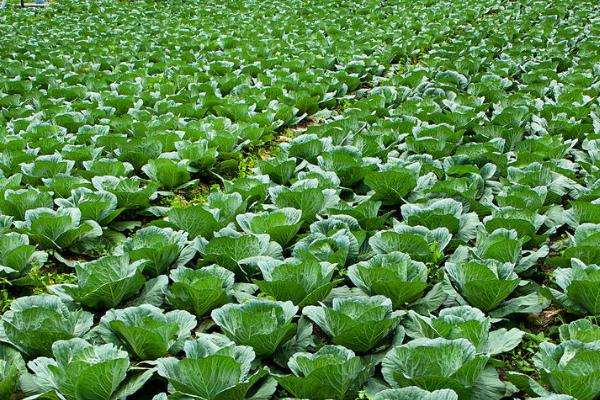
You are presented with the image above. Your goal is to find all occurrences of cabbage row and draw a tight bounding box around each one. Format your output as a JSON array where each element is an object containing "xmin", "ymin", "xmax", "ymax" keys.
[{"xmin": 0, "ymin": 0, "xmax": 599, "ymax": 399}]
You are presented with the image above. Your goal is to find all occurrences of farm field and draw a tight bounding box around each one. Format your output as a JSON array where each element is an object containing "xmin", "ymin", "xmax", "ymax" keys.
[{"xmin": 0, "ymin": 0, "xmax": 599, "ymax": 398}]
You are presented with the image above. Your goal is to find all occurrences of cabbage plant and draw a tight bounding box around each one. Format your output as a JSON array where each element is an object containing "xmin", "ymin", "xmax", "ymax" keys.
[
  {"xmin": 369, "ymin": 225, "xmax": 451, "ymax": 264},
  {"xmin": 470, "ymin": 228, "xmax": 548, "ymax": 274},
  {"xmin": 445, "ymin": 260, "xmax": 521, "ymax": 312},
  {"xmin": 223, "ymin": 175, "xmax": 270, "ymax": 204},
  {"xmin": 495, "ymin": 184, "xmax": 547, "ymax": 210},
  {"xmin": 548, "ymin": 223, "xmax": 600, "ymax": 267},
  {"xmin": 328, "ymin": 198, "xmax": 392, "ymax": 231},
  {"xmin": 175, "ymin": 139, "xmax": 218, "ymax": 170},
  {"xmin": 348, "ymin": 252, "xmax": 428, "ymax": 308},
  {"xmin": 0, "ymin": 187, "xmax": 53, "ymax": 220},
  {"xmin": 364, "ymin": 166, "xmax": 418, "ymax": 205},
  {"xmin": 142, "ymin": 158, "xmax": 192, "ymax": 189},
  {"xmin": 544, "ymin": 258, "xmax": 600, "ymax": 315},
  {"xmin": 275, "ymin": 345, "xmax": 372, "ymax": 400},
  {"xmin": 404, "ymin": 306, "xmax": 523, "ymax": 355},
  {"xmin": 506, "ymin": 163, "xmax": 580, "ymax": 200},
  {"xmin": 20, "ymin": 154, "xmax": 75, "ymax": 185},
  {"xmin": 373, "ymin": 387, "xmax": 459, "ymax": 400},
  {"xmin": 1, "ymin": 295, "xmax": 93, "ymax": 357},
  {"xmin": 166, "ymin": 204, "xmax": 225, "ymax": 240},
  {"xmin": 270, "ymin": 184, "xmax": 338, "ymax": 224},
  {"xmin": 483, "ymin": 207, "xmax": 550, "ymax": 245},
  {"xmin": 81, "ymin": 158, "xmax": 133, "ymax": 179},
  {"xmin": 382, "ymin": 338, "xmax": 512, "ymax": 399},
  {"xmin": 197, "ymin": 232, "xmax": 282, "ymax": 277},
  {"xmin": 166, "ymin": 265, "xmax": 235, "ymax": 317},
  {"xmin": 19, "ymin": 338, "xmax": 149, "ymax": 400},
  {"xmin": 293, "ymin": 224, "xmax": 359, "ymax": 266},
  {"xmin": 96, "ymin": 304, "xmax": 196, "ymax": 360},
  {"xmin": 285, "ymin": 133, "xmax": 328, "ymax": 163},
  {"xmin": 55, "ymin": 188, "xmax": 124, "ymax": 226},
  {"xmin": 236, "ymin": 207, "xmax": 303, "ymax": 246},
  {"xmin": 0, "ymin": 232, "xmax": 47, "ymax": 279},
  {"xmin": 254, "ymin": 256, "xmax": 339, "ymax": 306},
  {"xmin": 156, "ymin": 333, "xmax": 270, "ymax": 400},
  {"xmin": 303, "ymin": 296, "xmax": 403, "ymax": 353},
  {"xmin": 122, "ymin": 226, "xmax": 197, "ymax": 277},
  {"xmin": 51, "ymin": 254, "xmax": 145, "ymax": 309},
  {"xmin": 14, "ymin": 208, "xmax": 102, "ymax": 251},
  {"xmin": 257, "ymin": 153, "xmax": 297, "ymax": 185},
  {"xmin": 0, "ymin": 343, "xmax": 26, "ymax": 398},
  {"xmin": 558, "ymin": 319, "xmax": 600, "ymax": 343},
  {"xmin": 401, "ymin": 198, "xmax": 479, "ymax": 242},
  {"xmin": 532, "ymin": 340, "xmax": 600, "ymax": 400},
  {"xmin": 211, "ymin": 300, "xmax": 297, "ymax": 356},
  {"xmin": 317, "ymin": 145, "xmax": 378, "ymax": 187},
  {"xmin": 204, "ymin": 192, "xmax": 247, "ymax": 225},
  {"xmin": 91, "ymin": 176, "xmax": 159, "ymax": 211}
]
